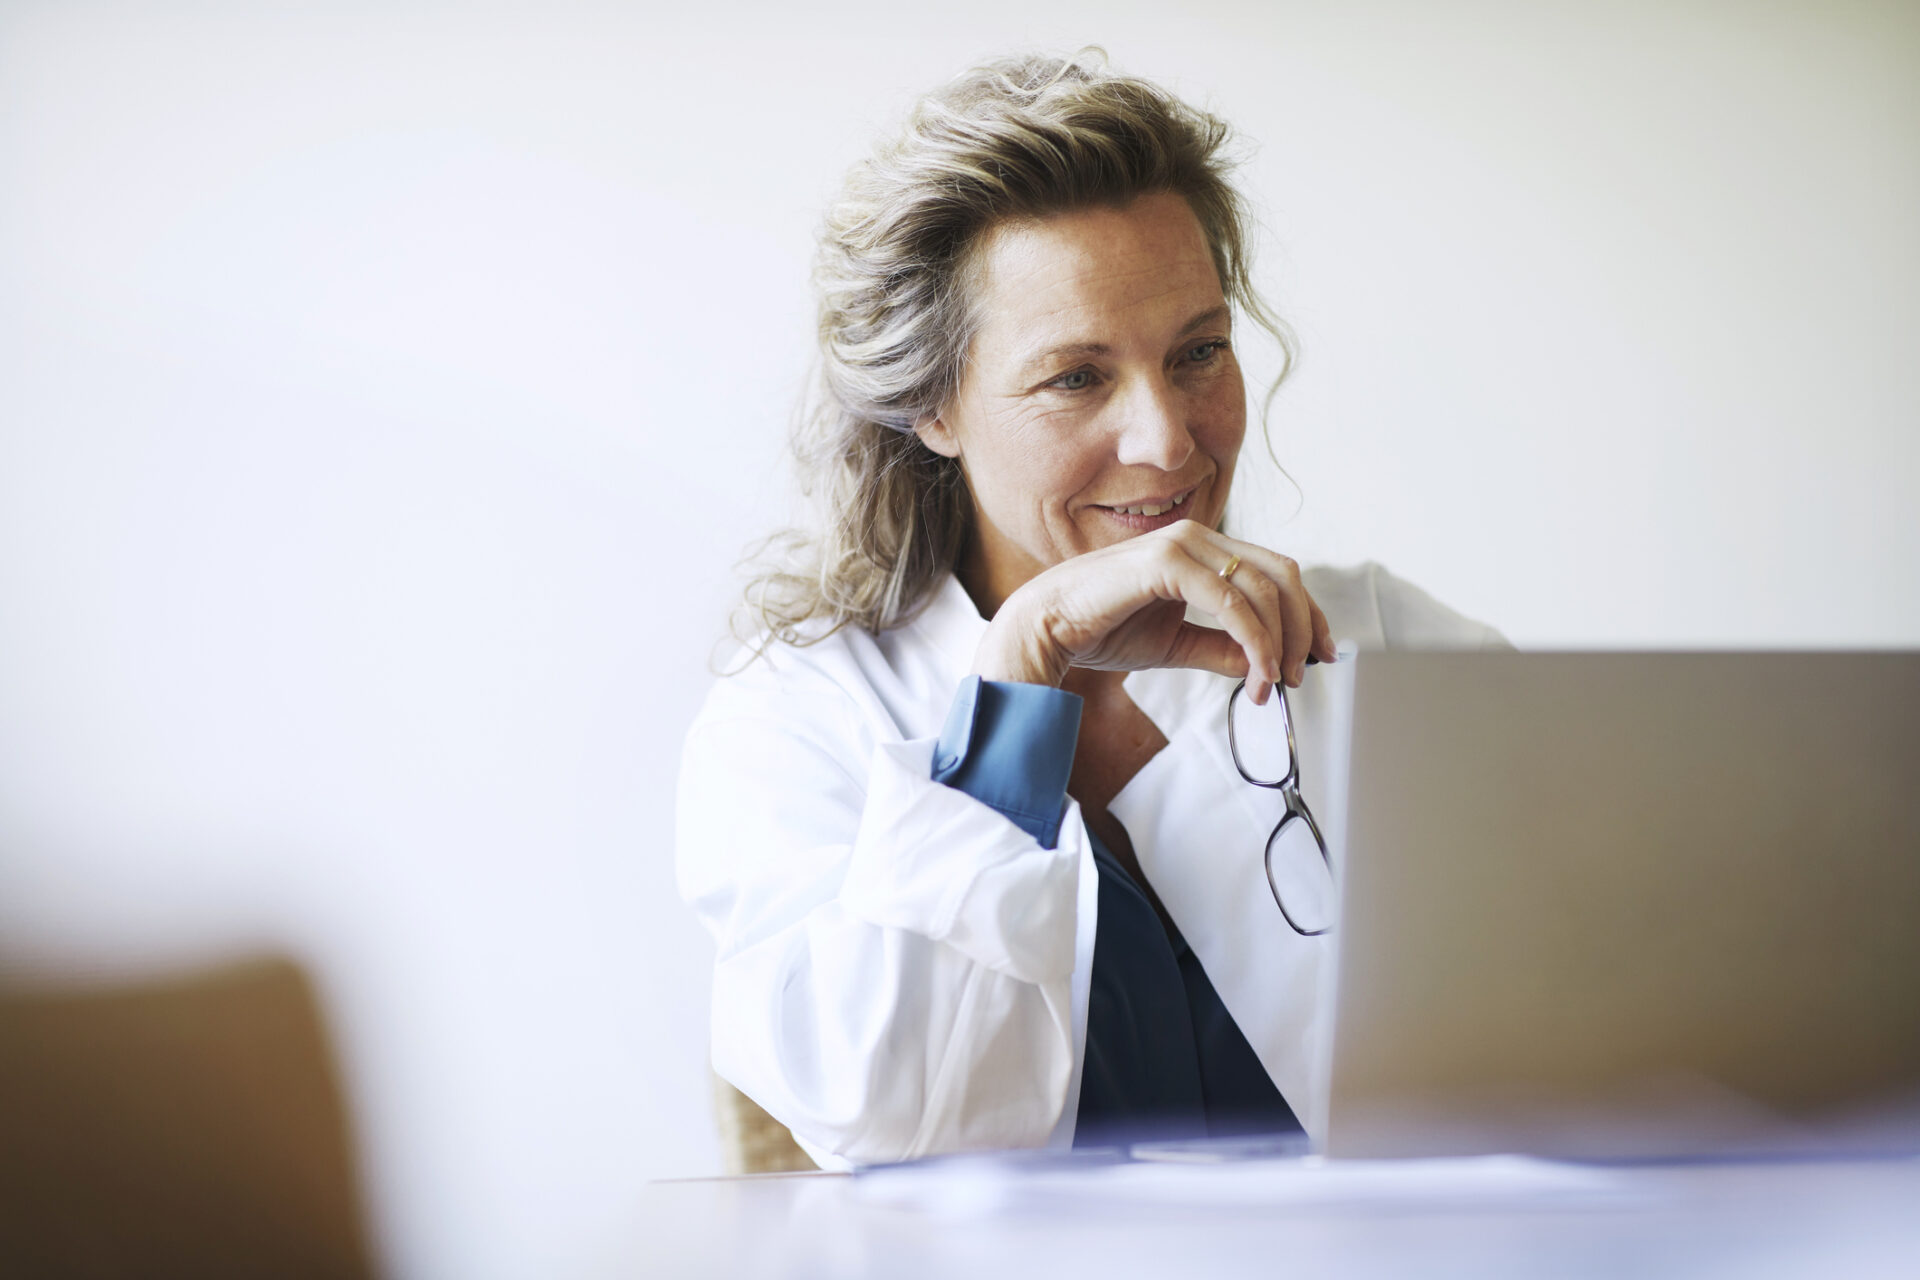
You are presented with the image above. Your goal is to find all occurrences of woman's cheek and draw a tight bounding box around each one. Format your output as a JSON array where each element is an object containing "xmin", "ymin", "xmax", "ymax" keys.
[
  {"xmin": 1013, "ymin": 423, "xmax": 1096, "ymax": 486},
  {"xmin": 1193, "ymin": 406, "xmax": 1245, "ymax": 464},
  {"xmin": 1200, "ymin": 380, "xmax": 1248, "ymax": 454}
]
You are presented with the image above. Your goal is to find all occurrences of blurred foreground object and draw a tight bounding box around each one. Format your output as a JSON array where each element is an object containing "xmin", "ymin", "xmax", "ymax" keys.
[
  {"xmin": 712, "ymin": 1073, "xmax": 816, "ymax": 1175},
  {"xmin": 0, "ymin": 956, "xmax": 376, "ymax": 1278}
]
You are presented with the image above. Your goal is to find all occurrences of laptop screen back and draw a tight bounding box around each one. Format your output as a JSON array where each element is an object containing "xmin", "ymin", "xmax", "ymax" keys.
[{"xmin": 1324, "ymin": 652, "xmax": 1920, "ymax": 1159}]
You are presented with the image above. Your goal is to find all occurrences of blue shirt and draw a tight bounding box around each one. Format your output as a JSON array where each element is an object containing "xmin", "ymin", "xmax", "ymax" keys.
[{"xmin": 932, "ymin": 675, "xmax": 1303, "ymax": 1145}]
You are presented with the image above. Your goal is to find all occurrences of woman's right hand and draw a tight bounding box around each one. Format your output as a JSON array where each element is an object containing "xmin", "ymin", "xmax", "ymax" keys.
[{"xmin": 971, "ymin": 520, "xmax": 1337, "ymax": 706}]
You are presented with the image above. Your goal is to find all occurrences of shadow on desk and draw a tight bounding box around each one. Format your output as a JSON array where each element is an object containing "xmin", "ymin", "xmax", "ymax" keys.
[{"xmin": 0, "ymin": 955, "xmax": 377, "ymax": 1279}]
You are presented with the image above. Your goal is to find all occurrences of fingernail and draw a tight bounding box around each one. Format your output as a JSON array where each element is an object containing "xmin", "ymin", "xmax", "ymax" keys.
[{"xmin": 1290, "ymin": 661, "xmax": 1306, "ymax": 686}]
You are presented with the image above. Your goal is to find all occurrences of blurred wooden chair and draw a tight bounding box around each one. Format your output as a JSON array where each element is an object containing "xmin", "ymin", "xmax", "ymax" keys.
[
  {"xmin": 711, "ymin": 1073, "xmax": 817, "ymax": 1175},
  {"xmin": 0, "ymin": 955, "xmax": 377, "ymax": 1278}
]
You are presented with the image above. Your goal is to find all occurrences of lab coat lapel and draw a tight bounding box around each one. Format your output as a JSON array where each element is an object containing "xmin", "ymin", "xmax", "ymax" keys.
[
  {"xmin": 1109, "ymin": 664, "xmax": 1336, "ymax": 1141},
  {"xmin": 908, "ymin": 574, "xmax": 1100, "ymax": 1148}
]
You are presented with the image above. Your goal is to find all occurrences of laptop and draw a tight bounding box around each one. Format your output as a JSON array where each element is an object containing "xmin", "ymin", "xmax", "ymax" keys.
[{"xmin": 1315, "ymin": 651, "xmax": 1920, "ymax": 1160}]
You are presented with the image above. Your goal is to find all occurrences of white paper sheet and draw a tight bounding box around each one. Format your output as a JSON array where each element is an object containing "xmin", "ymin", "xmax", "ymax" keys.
[{"xmin": 854, "ymin": 1152, "xmax": 1639, "ymax": 1220}]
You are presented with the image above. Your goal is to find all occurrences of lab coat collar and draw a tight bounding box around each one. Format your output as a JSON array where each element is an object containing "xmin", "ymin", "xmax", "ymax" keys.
[{"xmin": 914, "ymin": 572, "xmax": 992, "ymax": 680}]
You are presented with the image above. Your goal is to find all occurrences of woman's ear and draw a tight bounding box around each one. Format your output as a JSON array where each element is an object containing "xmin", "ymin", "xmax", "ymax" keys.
[{"xmin": 913, "ymin": 414, "xmax": 962, "ymax": 460}]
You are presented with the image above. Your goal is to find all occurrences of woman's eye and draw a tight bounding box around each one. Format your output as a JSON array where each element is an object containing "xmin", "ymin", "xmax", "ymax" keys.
[
  {"xmin": 1186, "ymin": 340, "xmax": 1227, "ymax": 363},
  {"xmin": 1050, "ymin": 369, "xmax": 1095, "ymax": 392}
]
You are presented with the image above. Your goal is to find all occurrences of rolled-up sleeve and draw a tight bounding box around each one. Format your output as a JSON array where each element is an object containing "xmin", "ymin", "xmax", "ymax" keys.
[
  {"xmin": 930, "ymin": 675, "xmax": 1082, "ymax": 849},
  {"xmin": 677, "ymin": 671, "xmax": 1091, "ymax": 1166}
]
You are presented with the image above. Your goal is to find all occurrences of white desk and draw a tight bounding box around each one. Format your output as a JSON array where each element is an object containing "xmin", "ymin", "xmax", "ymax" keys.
[{"xmin": 628, "ymin": 1154, "xmax": 1920, "ymax": 1279}]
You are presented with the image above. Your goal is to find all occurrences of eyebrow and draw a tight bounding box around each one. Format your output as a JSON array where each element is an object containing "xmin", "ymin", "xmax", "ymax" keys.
[{"xmin": 1017, "ymin": 304, "xmax": 1232, "ymax": 381}]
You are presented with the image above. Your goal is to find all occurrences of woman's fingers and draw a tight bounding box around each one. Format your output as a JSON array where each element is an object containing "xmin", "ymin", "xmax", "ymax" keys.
[
  {"xmin": 1308, "ymin": 596, "xmax": 1335, "ymax": 665},
  {"xmin": 1168, "ymin": 528, "xmax": 1324, "ymax": 693},
  {"xmin": 992, "ymin": 518, "xmax": 1333, "ymax": 696},
  {"xmin": 1209, "ymin": 549, "xmax": 1288, "ymax": 695},
  {"xmin": 1169, "ymin": 538, "xmax": 1280, "ymax": 703},
  {"xmin": 1225, "ymin": 544, "xmax": 1314, "ymax": 686},
  {"xmin": 1163, "ymin": 620, "xmax": 1257, "ymax": 685}
]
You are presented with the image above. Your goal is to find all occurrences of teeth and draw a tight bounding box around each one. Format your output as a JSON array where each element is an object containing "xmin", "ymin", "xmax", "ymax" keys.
[{"xmin": 1116, "ymin": 491, "xmax": 1190, "ymax": 517}]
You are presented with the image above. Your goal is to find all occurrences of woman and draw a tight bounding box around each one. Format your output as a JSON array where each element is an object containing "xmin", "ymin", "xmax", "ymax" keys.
[{"xmin": 677, "ymin": 51, "xmax": 1506, "ymax": 1170}]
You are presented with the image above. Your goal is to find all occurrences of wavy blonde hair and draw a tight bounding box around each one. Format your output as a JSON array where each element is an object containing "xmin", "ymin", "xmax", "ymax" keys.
[{"xmin": 734, "ymin": 48, "xmax": 1296, "ymax": 657}]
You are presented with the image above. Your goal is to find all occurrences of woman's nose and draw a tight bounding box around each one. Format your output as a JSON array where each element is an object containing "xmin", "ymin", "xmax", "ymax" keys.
[{"xmin": 1112, "ymin": 374, "xmax": 1197, "ymax": 472}]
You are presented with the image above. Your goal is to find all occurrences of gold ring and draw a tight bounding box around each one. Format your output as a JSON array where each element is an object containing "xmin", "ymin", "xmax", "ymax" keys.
[{"xmin": 1218, "ymin": 553, "xmax": 1242, "ymax": 581}]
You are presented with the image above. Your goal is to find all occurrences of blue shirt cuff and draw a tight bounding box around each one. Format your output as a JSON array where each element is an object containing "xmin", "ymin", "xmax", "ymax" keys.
[{"xmin": 931, "ymin": 675, "xmax": 1083, "ymax": 850}]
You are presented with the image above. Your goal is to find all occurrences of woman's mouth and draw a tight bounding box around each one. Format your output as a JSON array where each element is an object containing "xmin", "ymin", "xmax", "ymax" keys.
[{"xmin": 1092, "ymin": 486, "xmax": 1198, "ymax": 531}]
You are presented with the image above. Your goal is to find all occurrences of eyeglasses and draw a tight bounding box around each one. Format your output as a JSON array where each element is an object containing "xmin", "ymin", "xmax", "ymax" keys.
[{"xmin": 1227, "ymin": 679, "xmax": 1336, "ymax": 936}]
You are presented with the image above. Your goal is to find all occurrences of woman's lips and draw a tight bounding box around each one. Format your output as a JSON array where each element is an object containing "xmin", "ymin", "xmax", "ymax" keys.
[{"xmin": 1091, "ymin": 486, "xmax": 1198, "ymax": 532}]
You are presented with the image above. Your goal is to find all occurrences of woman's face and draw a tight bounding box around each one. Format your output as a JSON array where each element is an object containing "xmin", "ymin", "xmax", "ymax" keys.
[{"xmin": 916, "ymin": 191, "xmax": 1247, "ymax": 615}]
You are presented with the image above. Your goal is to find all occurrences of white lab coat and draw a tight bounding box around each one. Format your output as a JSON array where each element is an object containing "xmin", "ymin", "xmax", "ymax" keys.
[{"xmin": 676, "ymin": 561, "xmax": 1508, "ymax": 1170}]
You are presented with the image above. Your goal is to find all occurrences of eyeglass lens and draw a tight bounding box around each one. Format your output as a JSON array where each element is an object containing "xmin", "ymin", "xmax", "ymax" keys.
[
  {"xmin": 1229, "ymin": 683, "xmax": 1294, "ymax": 785},
  {"xmin": 1266, "ymin": 816, "xmax": 1335, "ymax": 935}
]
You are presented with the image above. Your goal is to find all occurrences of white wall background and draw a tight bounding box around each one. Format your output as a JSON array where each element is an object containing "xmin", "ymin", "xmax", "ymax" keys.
[{"xmin": 1, "ymin": 1, "xmax": 1913, "ymax": 1276}]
